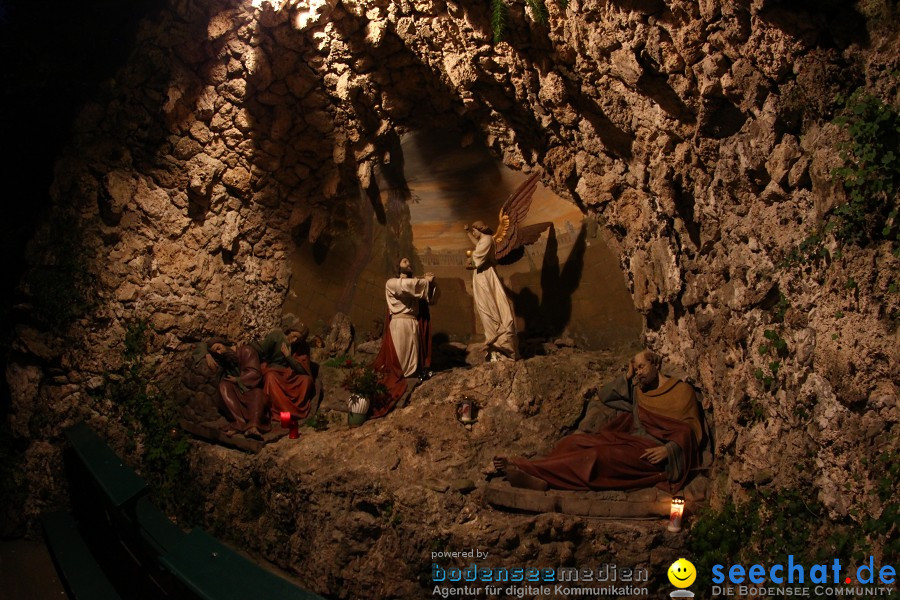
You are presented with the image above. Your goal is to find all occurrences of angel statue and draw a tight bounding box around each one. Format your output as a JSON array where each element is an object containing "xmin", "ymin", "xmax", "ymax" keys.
[{"xmin": 464, "ymin": 172, "xmax": 552, "ymax": 362}]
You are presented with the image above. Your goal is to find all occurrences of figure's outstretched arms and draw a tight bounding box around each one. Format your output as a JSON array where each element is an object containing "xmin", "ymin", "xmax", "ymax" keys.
[
  {"xmin": 394, "ymin": 276, "xmax": 431, "ymax": 300},
  {"xmin": 425, "ymin": 274, "xmax": 440, "ymax": 305}
]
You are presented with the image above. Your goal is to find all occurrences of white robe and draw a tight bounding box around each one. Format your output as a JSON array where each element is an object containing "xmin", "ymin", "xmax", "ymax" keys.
[
  {"xmin": 385, "ymin": 276, "xmax": 432, "ymax": 377},
  {"xmin": 471, "ymin": 235, "xmax": 518, "ymax": 359}
]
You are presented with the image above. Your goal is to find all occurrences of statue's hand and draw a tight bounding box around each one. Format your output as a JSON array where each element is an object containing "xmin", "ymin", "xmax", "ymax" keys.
[
  {"xmin": 281, "ymin": 342, "xmax": 291, "ymax": 357},
  {"xmin": 625, "ymin": 359, "xmax": 635, "ymax": 381},
  {"xmin": 205, "ymin": 354, "xmax": 217, "ymax": 372},
  {"xmin": 464, "ymin": 223, "xmax": 470, "ymax": 231},
  {"xmin": 640, "ymin": 446, "xmax": 668, "ymax": 464}
]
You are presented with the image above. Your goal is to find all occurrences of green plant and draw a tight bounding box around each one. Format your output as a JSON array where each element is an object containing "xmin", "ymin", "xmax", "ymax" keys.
[
  {"xmin": 780, "ymin": 229, "xmax": 828, "ymax": 268},
  {"xmin": 742, "ymin": 395, "xmax": 768, "ymax": 423},
  {"xmin": 687, "ymin": 488, "xmax": 892, "ymax": 596},
  {"xmin": 755, "ymin": 329, "xmax": 788, "ymax": 393},
  {"xmin": 304, "ymin": 413, "xmax": 329, "ymax": 431},
  {"xmin": 831, "ymin": 88, "xmax": 900, "ymax": 247},
  {"xmin": 340, "ymin": 358, "xmax": 388, "ymax": 400},
  {"xmin": 488, "ymin": 0, "xmax": 566, "ymax": 42},
  {"xmin": 772, "ymin": 292, "xmax": 791, "ymax": 323},
  {"xmin": 321, "ymin": 354, "xmax": 352, "ymax": 367},
  {"xmin": 490, "ymin": 0, "xmax": 508, "ymax": 42},
  {"xmin": 103, "ymin": 321, "xmax": 194, "ymax": 517}
]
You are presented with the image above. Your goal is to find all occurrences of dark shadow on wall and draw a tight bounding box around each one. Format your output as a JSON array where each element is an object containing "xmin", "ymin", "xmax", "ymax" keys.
[
  {"xmin": 609, "ymin": 0, "xmax": 667, "ymax": 13},
  {"xmin": 0, "ymin": 0, "xmax": 166, "ymax": 333},
  {"xmin": 0, "ymin": 0, "xmax": 171, "ymax": 538},
  {"xmin": 541, "ymin": 223, "xmax": 587, "ymax": 334},
  {"xmin": 335, "ymin": 8, "xmax": 552, "ymax": 166},
  {"xmin": 510, "ymin": 223, "xmax": 587, "ymax": 341},
  {"xmin": 753, "ymin": 0, "xmax": 870, "ymax": 51}
]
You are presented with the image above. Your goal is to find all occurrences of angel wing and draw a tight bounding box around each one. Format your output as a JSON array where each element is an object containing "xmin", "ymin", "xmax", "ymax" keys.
[{"xmin": 494, "ymin": 173, "xmax": 553, "ymax": 262}]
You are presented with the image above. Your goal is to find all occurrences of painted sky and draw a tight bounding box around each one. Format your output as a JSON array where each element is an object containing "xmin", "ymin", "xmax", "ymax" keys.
[{"xmin": 394, "ymin": 130, "xmax": 583, "ymax": 251}]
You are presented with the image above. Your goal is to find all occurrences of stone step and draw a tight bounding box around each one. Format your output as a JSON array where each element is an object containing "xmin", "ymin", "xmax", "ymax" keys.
[{"xmin": 484, "ymin": 476, "xmax": 708, "ymax": 519}]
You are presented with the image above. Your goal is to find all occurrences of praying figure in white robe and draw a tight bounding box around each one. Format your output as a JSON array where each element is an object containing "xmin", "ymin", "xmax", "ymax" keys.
[
  {"xmin": 384, "ymin": 258, "xmax": 437, "ymax": 377},
  {"xmin": 466, "ymin": 221, "xmax": 518, "ymax": 361}
]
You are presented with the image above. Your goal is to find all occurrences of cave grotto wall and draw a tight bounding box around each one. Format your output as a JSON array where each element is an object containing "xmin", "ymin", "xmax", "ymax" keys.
[{"xmin": 4, "ymin": 0, "xmax": 898, "ymax": 536}]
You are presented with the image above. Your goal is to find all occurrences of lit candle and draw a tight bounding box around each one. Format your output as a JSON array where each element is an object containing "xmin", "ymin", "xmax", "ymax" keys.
[
  {"xmin": 668, "ymin": 497, "xmax": 685, "ymax": 532},
  {"xmin": 460, "ymin": 399, "xmax": 472, "ymax": 422},
  {"xmin": 279, "ymin": 411, "xmax": 299, "ymax": 439}
]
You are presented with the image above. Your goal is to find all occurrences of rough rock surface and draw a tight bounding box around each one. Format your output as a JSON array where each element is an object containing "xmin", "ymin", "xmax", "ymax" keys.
[
  {"xmin": 3, "ymin": 0, "xmax": 898, "ymax": 581},
  {"xmin": 189, "ymin": 349, "xmax": 686, "ymax": 599}
]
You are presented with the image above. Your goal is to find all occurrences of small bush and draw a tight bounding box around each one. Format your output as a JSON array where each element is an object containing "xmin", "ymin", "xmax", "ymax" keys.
[{"xmin": 831, "ymin": 88, "xmax": 900, "ymax": 247}]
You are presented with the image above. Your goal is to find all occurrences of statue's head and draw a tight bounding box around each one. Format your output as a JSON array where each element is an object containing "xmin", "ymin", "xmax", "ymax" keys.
[
  {"xmin": 281, "ymin": 313, "xmax": 309, "ymax": 344},
  {"xmin": 398, "ymin": 257, "xmax": 413, "ymax": 277},
  {"xmin": 286, "ymin": 325, "xmax": 309, "ymax": 345},
  {"xmin": 206, "ymin": 337, "xmax": 230, "ymax": 357},
  {"xmin": 632, "ymin": 349, "xmax": 662, "ymax": 390},
  {"xmin": 471, "ymin": 220, "xmax": 493, "ymax": 235},
  {"xmin": 202, "ymin": 337, "xmax": 232, "ymax": 371}
]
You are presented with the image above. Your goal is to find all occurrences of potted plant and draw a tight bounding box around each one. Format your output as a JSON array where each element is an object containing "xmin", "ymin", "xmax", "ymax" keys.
[{"xmin": 340, "ymin": 358, "xmax": 388, "ymax": 426}]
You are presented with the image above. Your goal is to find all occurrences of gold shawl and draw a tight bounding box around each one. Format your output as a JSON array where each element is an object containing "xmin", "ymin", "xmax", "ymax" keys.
[{"xmin": 637, "ymin": 378, "xmax": 702, "ymax": 443}]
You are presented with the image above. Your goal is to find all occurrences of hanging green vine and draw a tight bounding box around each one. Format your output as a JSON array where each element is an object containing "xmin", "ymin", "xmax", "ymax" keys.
[
  {"xmin": 490, "ymin": 0, "xmax": 508, "ymax": 43},
  {"xmin": 99, "ymin": 321, "xmax": 196, "ymax": 519},
  {"xmin": 490, "ymin": 0, "xmax": 564, "ymax": 42}
]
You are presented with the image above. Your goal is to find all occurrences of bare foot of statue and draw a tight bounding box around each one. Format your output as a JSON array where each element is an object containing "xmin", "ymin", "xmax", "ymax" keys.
[
  {"xmin": 507, "ymin": 466, "xmax": 550, "ymax": 491},
  {"xmin": 244, "ymin": 426, "xmax": 263, "ymax": 441},
  {"xmin": 492, "ymin": 456, "xmax": 549, "ymax": 491},
  {"xmin": 493, "ymin": 456, "xmax": 508, "ymax": 473}
]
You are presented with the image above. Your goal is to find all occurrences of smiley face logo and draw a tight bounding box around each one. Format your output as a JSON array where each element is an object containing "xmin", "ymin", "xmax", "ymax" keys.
[{"xmin": 667, "ymin": 558, "xmax": 696, "ymax": 588}]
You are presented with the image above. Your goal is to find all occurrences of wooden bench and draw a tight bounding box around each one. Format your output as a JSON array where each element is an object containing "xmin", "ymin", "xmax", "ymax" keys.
[
  {"xmin": 40, "ymin": 511, "xmax": 123, "ymax": 600},
  {"xmin": 160, "ymin": 529, "xmax": 323, "ymax": 600},
  {"xmin": 58, "ymin": 421, "xmax": 325, "ymax": 600},
  {"xmin": 64, "ymin": 421, "xmax": 149, "ymax": 509}
]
